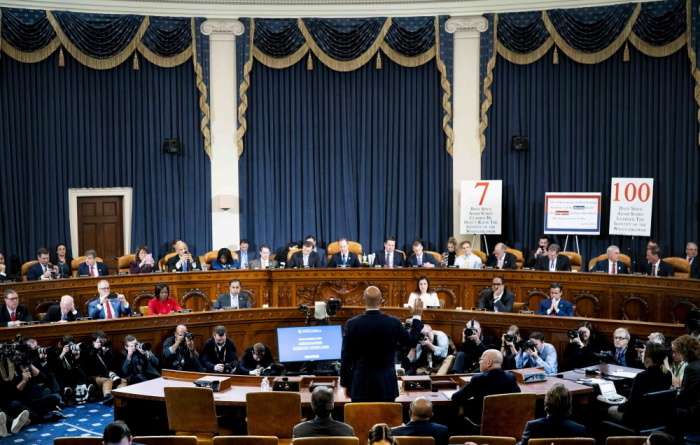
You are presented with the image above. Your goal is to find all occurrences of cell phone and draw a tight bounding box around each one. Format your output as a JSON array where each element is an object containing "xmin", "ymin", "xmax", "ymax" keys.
[{"xmin": 107, "ymin": 293, "xmax": 118, "ymax": 299}]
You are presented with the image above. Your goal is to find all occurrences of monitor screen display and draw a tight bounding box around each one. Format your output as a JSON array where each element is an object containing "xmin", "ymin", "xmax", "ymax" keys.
[{"xmin": 276, "ymin": 325, "xmax": 343, "ymax": 363}]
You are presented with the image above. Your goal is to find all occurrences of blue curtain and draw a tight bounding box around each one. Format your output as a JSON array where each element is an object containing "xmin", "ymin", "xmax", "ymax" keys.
[
  {"xmin": 0, "ymin": 51, "xmax": 212, "ymax": 262},
  {"xmin": 239, "ymin": 57, "xmax": 452, "ymax": 254},
  {"xmin": 482, "ymin": 45, "xmax": 699, "ymax": 262}
]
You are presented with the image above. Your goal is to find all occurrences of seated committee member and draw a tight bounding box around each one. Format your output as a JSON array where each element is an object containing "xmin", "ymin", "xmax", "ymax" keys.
[
  {"xmin": 327, "ymin": 238, "xmax": 362, "ymax": 268},
  {"xmin": 454, "ymin": 240, "xmax": 482, "ymax": 269},
  {"xmin": 288, "ymin": 241, "xmax": 322, "ymax": 268},
  {"xmin": 77, "ymin": 250, "xmax": 109, "ymax": 277},
  {"xmin": 248, "ymin": 244, "xmax": 278, "ymax": 269},
  {"xmin": 88, "ymin": 280, "xmax": 132, "ymax": 319},
  {"xmin": 211, "ymin": 247, "xmax": 239, "ymax": 270},
  {"xmin": 486, "ymin": 243, "xmax": 518, "ymax": 269},
  {"xmin": 201, "ymin": 325, "xmax": 239, "ymax": 373},
  {"xmin": 520, "ymin": 384, "xmax": 588, "ymax": 445},
  {"xmin": 129, "ymin": 245, "xmax": 154, "ymax": 274},
  {"xmin": 0, "ymin": 289, "xmax": 32, "ymax": 327},
  {"xmin": 515, "ymin": 332, "xmax": 558, "ymax": 375},
  {"xmin": 148, "ymin": 282, "xmax": 182, "ymax": 315},
  {"xmin": 306, "ymin": 235, "xmax": 327, "ymax": 267},
  {"xmin": 168, "ymin": 241, "xmax": 202, "ymax": 272},
  {"xmin": 590, "ymin": 245, "xmax": 629, "ymax": 274},
  {"xmin": 162, "ymin": 325, "xmax": 204, "ymax": 372},
  {"xmin": 121, "ymin": 334, "xmax": 160, "ymax": 383},
  {"xmin": 26, "ymin": 247, "xmax": 58, "ymax": 280},
  {"xmin": 407, "ymin": 275, "xmax": 439, "ymax": 308},
  {"xmin": 478, "ymin": 276, "xmax": 515, "ymax": 312},
  {"xmin": 525, "ymin": 235, "xmax": 551, "ymax": 268},
  {"xmin": 373, "ymin": 236, "xmax": 405, "ymax": 268},
  {"xmin": 213, "ymin": 279, "xmax": 253, "ymax": 309},
  {"xmin": 293, "ymin": 386, "xmax": 354, "ymax": 439},
  {"xmin": 536, "ymin": 283, "xmax": 574, "ymax": 316},
  {"xmin": 235, "ymin": 238, "xmax": 258, "ymax": 269},
  {"xmin": 535, "ymin": 244, "xmax": 571, "ymax": 272},
  {"xmin": 50, "ymin": 243, "xmax": 73, "ymax": 278},
  {"xmin": 42, "ymin": 295, "xmax": 81, "ymax": 322},
  {"xmin": 239, "ymin": 343, "xmax": 283, "ymax": 376},
  {"xmin": 441, "ymin": 237, "xmax": 458, "ymax": 267},
  {"xmin": 392, "ymin": 397, "xmax": 449, "ymax": 445},
  {"xmin": 451, "ymin": 319, "xmax": 497, "ymax": 373},
  {"xmin": 406, "ymin": 239, "xmax": 440, "ymax": 268},
  {"xmin": 645, "ymin": 247, "xmax": 675, "ymax": 277},
  {"xmin": 686, "ymin": 242, "xmax": 700, "ymax": 279}
]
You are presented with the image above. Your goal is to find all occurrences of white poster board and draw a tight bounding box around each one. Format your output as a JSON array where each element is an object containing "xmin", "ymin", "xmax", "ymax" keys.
[
  {"xmin": 544, "ymin": 193, "xmax": 601, "ymax": 235},
  {"xmin": 608, "ymin": 178, "xmax": 654, "ymax": 236},
  {"xmin": 460, "ymin": 180, "xmax": 502, "ymax": 234}
]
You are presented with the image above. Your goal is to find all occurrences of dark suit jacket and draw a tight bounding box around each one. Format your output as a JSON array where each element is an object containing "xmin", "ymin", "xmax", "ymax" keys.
[
  {"xmin": 535, "ymin": 254, "xmax": 572, "ymax": 272},
  {"xmin": 677, "ymin": 359, "xmax": 700, "ymax": 416},
  {"xmin": 293, "ymin": 416, "xmax": 355, "ymax": 438},
  {"xmin": 327, "ymin": 252, "xmax": 362, "ymax": 268},
  {"xmin": 690, "ymin": 258, "xmax": 700, "ymax": 279},
  {"xmin": 88, "ymin": 298, "xmax": 133, "ymax": 319},
  {"xmin": 590, "ymin": 259, "xmax": 629, "ymax": 274},
  {"xmin": 486, "ymin": 252, "xmax": 518, "ymax": 269},
  {"xmin": 616, "ymin": 365, "xmax": 672, "ymax": 425},
  {"xmin": 536, "ymin": 298, "xmax": 574, "ymax": 316},
  {"xmin": 235, "ymin": 250, "xmax": 259, "ymax": 267},
  {"xmin": 314, "ymin": 248, "xmax": 327, "ymax": 267},
  {"xmin": 645, "ymin": 260, "xmax": 675, "ymax": 277},
  {"xmin": 407, "ymin": 253, "xmax": 442, "ymax": 268},
  {"xmin": 167, "ymin": 254, "xmax": 203, "ymax": 272},
  {"xmin": 478, "ymin": 289, "xmax": 515, "ymax": 312},
  {"xmin": 340, "ymin": 310, "xmax": 423, "ymax": 402},
  {"xmin": 288, "ymin": 251, "xmax": 322, "ymax": 268},
  {"xmin": 392, "ymin": 420, "xmax": 449, "ymax": 445},
  {"xmin": 212, "ymin": 293, "xmax": 253, "ymax": 309},
  {"xmin": 0, "ymin": 304, "xmax": 33, "ymax": 327},
  {"xmin": 521, "ymin": 416, "xmax": 588, "ymax": 445},
  {"xmin": 201, "ymin": 337, "xmax": 239, "ymax": 372},
  {"xmin": 77, "ymin": 261, "xmax": 109, "ymax": 277},
  {"xmin": 372, "ymin": 251, "xmax": 405, "ymax": 268},
  {"xmin": 451, "ymin": 368, "xmax": 521, "ymax": 424},
  {"xmin": 27, "ymin": 262, "xmax": 49, "ymax": 281},
  {"xmin": 42, "ymin": 305, "xmax": 81, "ymax": 322}
]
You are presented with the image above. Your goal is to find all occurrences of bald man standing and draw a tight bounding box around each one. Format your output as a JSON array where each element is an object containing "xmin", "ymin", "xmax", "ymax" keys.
[{"xmin": 392, "ymin": 397, "xmax": 449, "ymax": 445}]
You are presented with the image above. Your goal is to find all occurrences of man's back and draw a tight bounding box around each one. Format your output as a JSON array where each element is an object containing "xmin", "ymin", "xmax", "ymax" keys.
[
  {"xmin": 452, "ymin": 368, "xmax": 521, "ymax": 424},
  {"xmin": 392, "ymin": 420, "xmax": 449, "ymax": 445},
  {"xmin": 293, "ymin": 417, "xmax": 354, "ymax": 438}
]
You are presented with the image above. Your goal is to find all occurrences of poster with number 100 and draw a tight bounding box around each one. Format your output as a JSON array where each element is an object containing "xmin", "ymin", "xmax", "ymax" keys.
[
  {"xmin": 608, "ymin": 178, "xmax": 654, "ymax": 236},
  {"xmin": 460, "ymin": 180, "xmax": 502, "ymax": 235}
]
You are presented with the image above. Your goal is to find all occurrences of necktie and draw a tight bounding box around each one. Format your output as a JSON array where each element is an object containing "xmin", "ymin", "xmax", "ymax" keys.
[
  {"xmin": 342, "ymin": 255, "xmax": 346, "ymax": 266},
  {"xmin": 550, "ymin": 260, "xmax": 555, "ymax": 270},
  {"xmin": 262, "ymin": 260, "xmax": 267, "ymax": 269},
  {"xmin": 242, "ymin": 252, "xmax": 247, "ymax": 266},
  {"xmin": 91, "ymin": 266, "xmax": 96, "ymax": 277},
  {"xmin": 10, "ymin": 311, "xmax": 16, "ymax": 322},
  {"xmin": 652, "ymin": 264, "xmax": 657, "ymax": 276},
  {"xmin": 498, "ymin": 258, "xmax": 503, "ymax": 269},
  {"xmin": 183, "ymin": 260, "xmax": 188, "ymax": 272},
  {"xmin": 612, "ymin": 262, "xmax": 617, "ymax": 274},
  {"xmin": 105, "ymin": 301, "xmax": 114, "ymax": 319},
  {"xmin": 417, "ymin": 256, "xmax": 422, "ymax": 266},
  {"xmin": 61, "ymin": 313, "xmax": 67, "ymax": 321},
  {"xmin": 386, "ymin": 253, "xmax": 391, "ymax": 268}
]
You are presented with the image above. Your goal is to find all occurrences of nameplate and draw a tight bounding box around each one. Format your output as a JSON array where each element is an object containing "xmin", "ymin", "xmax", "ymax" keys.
[
  {"xmin": 25, "ymin": 320, "xmax": 40, "ymax": 325},
  {"xmin": 223, "ymin": 306, "xmax": 238, "ymax": 310},
  {"xmin": 117, "ymin": 272, "xmax": 128, "ymax": 275},
  {"xmin": 130, "ymin": 313, "xmax": 144, "ymax": 317},
  {"xmin": 471, "ymin": 307, "xmax": 486, "ymax": 311},
  {"xmin": 76, "ymin": 317, "xmax": 93, "ymax": 321},
  {"xmin": 510, "ymin": 367, "xmax": 547, "ymax": 384},
  {"xmin": 177, "ymin": 309, "xmax": 192, "ymax": 313}
]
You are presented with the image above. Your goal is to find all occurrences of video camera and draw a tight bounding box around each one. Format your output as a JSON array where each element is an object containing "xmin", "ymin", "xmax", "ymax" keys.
[{"xmin": 0, "ymin": 334, "xmax": 35, "ymax": 368}]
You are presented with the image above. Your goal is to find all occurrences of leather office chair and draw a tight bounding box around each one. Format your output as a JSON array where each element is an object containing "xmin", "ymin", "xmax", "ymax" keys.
[
  {"xmin": 560, "ymin": 251, "xmax": 582, "ymax": 271},
  {"xmin": 246, "ymin": 392, "xmax": 301, "ymax": 445},
  {"xmin": 605, "ymin": 437, "xmax": 648, "ymax": 445},
  {"xmin": 663, "ymin": 257, "xmax": 690, "ymax": 277},
  {"xmin": 529, "ymin": 439, "xmax": 595, "ymax": 445},
  {"xmin": 326, "ymin": 241, "xmax": 363, "ymax": 263},
  {"xmin": 602, "ymin": 389, "xmax": 676, "ymax": 435},
  {"xmin": 213, "ymin": 437, "xmax": 279, "ymax": 445},
  {"xmin": 506, "ymin": 248, "xmax": 524, "ymax": 268},
  {"xmin": 117, "ymin": 254, "xmax": 135, "ymax": 273},
  {"xmin": 587, "ymin": 253, "xmax": 632, "ymax": 272},
  {"xmin": 21, "ymin": 260, "xmax": 38, "ymax": 281},
  {"xmin": 481, "ymin": 393, "xmax": 536, "ymax": 440},
  {"xmin": 395, "ymin": 249, "xmax": 406, "ymax": 261},
  {"xmin": 472, "ymin": 250, "xmax": 487, "ymax": 267},
  {"xmin": 394, "ymin": 437, "xmax": 435, "ymax": 445},
  {"xmin": 425, "ymin": 251, "xmax": 442, "ymax": 265},
  {"xmin": 71, "ymin": 256, "xmax": 105, "ymax": 277},
  {"xmin": 512, "ymin": 302, "xmax": 531, "ymax": 313},
  {"xmin": 133, "ymin": 437, "xmax": 199, "ymax": 445},
  {"xmin": 449, "ymin": 436, "xmax": 516, "ymax": 445},
  {"xmin": 344, "ymin": 402, "xmax": 403, "ymax": 445},
  {"xmin": 54, "ymin": 438, "xmax": 103, "ymax": 445},
  {"xmin": 286, "ymin": 249, "xmax": 302, "ymax": 263},
  {"xmin": 293, "ymin": 438, "xmax": 359, "ymax": 445},
  {"xmin": 164, "ymin": 387, "xmax": 222, "ymax": 444},
  {"xmin": 159, "ymin": 252, "xmax": 178, "ymax": 272}
]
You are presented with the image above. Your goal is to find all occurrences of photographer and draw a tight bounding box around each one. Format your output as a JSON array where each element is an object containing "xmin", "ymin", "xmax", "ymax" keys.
[
  {"xmin": 239, "ymin": 343, "xmax": 283, "ymax": 376},
  {"xmin": 121, "ymin": 335, "xmax": 160, "ymax": 384},
  {"xmin": 25, "ymin": 339, "xmax": 63, "ymax": 402},
  {"xmin": 162, "ymin": 325, "xmax": 204, "ymax": 372},
  {"xmin": 201, "ymin": 325, "xmax": 239, "ymax": 374},
  {"xmin": 56, "ymin": 335, "xmax": 92, "ymax": 405},
  {"xmin": 1, "ymin": 353, "xmax": 63, "ymax": 424},
  {"xmin": 515, "ymin": 332, "xmax": 558, "ymax": 375},
  {"xmin": 451, "ymin": 320, "xmax": 496, "ymax": 374},
  {"xmin": 85, "ymin": 331, "xmax": 127, "ymax": 405},
  {"xmin": 406, "ymin": 325, "xmax": 451, "ymax": 375},
  {"xmin": 499, "ymin": 325, "xmax": 521, "ymax": 370},
  {"xmin": 562, "ymin": 321, "xmax": 600, "ymax": 371}
]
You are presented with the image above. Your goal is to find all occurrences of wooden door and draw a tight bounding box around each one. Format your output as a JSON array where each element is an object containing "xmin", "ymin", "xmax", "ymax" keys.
[{"xmin": 77, "ymin": 196, "xmax": 124, "ymax": 274}]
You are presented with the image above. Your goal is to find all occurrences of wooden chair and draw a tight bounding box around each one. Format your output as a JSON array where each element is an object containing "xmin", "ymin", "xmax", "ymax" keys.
[
  {"xmin": 663, "ymin": 257, "xmax": 690, "ymax": 278},
  {"xmin": 133, "ymin": 437, "xmax": 199, "ymax": 445},
  {"xmin": 326, "ymin": 241, "xmax": 363, "ymax": 262},
  {"xmin": 293, "ymin": 438, "xmax": 359, "ymax": 445},
  {"xmin": 246, "ymin": 392, "xmax": 301, "ymax": 445},
  {"xmin": 506, "ymin": 248, "xmax": 524, "ymax": 268},
  {"xmin": 213, "ymin": 437, "xmax": 279, "ymax": 445},
  {"xmin": 425, "ymin": 251, "xmax": 442, "ymax": 265},
  {"xmin": 449, "ymin": 436, "xmax": 516, "ymax": 445},
  {"xmin": 472, "ymin": 250, "xmax": 487, "ymax": 266},
  {"xmin": 71, "ymin": 256, "xmax": 105, "ymax": 277},
  {"xmin": 54, "ymin": 438, "xmax": 103, "ymax": 445},
  {"xmin": 287, "ymin": 249, "xmax": 302, "ymax": 262},
  {"xmin": 164, "ymin": 387, "xmax": 221, "ymax": 444},
  {"xmin": 481, "ymin": 393, "xmax": 536, "ymax": 440},
  {"xmin": 605, "ymin": 437, "xmax": 648, "ymax": 445},
  {"xmin": 159, "ymin": 252, "xmax": 178, "ymax": 272},
  {"xmin": 587, "ymin": 253, "xmax": 632, "ymax": 272},
  {"xmin": 118, "ymin": 254, "xmax": 135, "ymax": 273},
  {"xmin": 394, "ymin": 437, "xmax": 435, "ymax": 445},
  {"xmin": 529, "ymin": 439, "xmax": 595, "ymax": 445},
  {"xmin": 21, "ymin": 260, "xmax": 39, "ymax": 281},
  {"xmin": 560, "ymin": 251, "xmax": 582, "ymax": 272},
  {"xmin": 344, "ymin": 402, "xmax": 403, "ymax": 445}
]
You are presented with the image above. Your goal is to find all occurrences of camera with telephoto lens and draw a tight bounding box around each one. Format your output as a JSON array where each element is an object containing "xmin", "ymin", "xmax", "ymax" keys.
[
  {"xmin": 503, "ymin": 333, "xmax": 517, "ymax": 343},
  {"xmin": 108, "ymin": 371, "xmax": 121, "ymax": 382},
  {"xmin": 183, "ymin": 332, "xmax": 195, "ymax": 340},
  {"xmin": 134, "ymin": 342, "xmax": 152, "ymax": 352},
  {"xmin": 101, "ymin": 340, "xmax": 112, "ymax": 350},
  {"xmin": 36, "ymin": 347, "xmax": 51, "ymax": 355},
  {"xmin": 223, "ymin": 363, "xmax": 236, "ymax": 374},
  {"xmin": 256, "ymin": 365, "xmax": 275, "ymax": 376},
  {"xmin": 463, "ymin": 328, "xmax": 475, "ymax": 337},
  {"xmin": 634, "ymin": 339, "xmax": 647, "ymax": 349},
  {"xmin": 68, "ymin": 342, "xmax": 86, "ymax": 352},
  {"xmin": 418, "ymin": 333, "xmax": 427, "ymax": 342},
  {"xmin": 567, "ymin": 329, "xmax": 584, "ymax": 340},
  {"xmin": 517, "ymin": 339, "xmax": 536, "ymax": 352}
]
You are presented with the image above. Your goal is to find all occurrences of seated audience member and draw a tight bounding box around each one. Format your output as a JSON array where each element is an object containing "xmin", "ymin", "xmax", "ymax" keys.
[
  {"xmin": 454, "ymin": 240, "xmax": 483, "ymax": 269},
  {"xmin": 327, "ymin": 238, "xmax": 362, "ymax": 268},
  {"xmin": 525, "ymin": 236, "xmax": 551, "ymax": 268},
  {"xmin": 535, "ymin": 244, "xmax": 572, "ymax": 271},
  {"xmin": 0, "ymin": 289, "xmax": 32, "ymax": 327},
  {"xmin": 26, "ymin": 248, "xmax": 58, "ymax": 281},
  {"xmin": 407, "ymin": 275, "xmax": 439, "ymax": 309},
  {"xmin": 88, "ymin": 280, "xmax": 132, "ymax": 319},
  {"xmin": 168, "ymin": 240, "xmax": 203, "ymax": 272},
  {"xmin": 0, "ymin": 252, "xmax": 11, "ymax": 281},
  {"xmin": 521, "ymin": 384, "xmax": 588, "ymax": 445},
  {"xmin": 671, "ymin": 335, "xmax": 700, "ymax": 431},
  {"xmin": 211, "ymin": 247, "xmax": 239, "ymax": 270},
  {"xmin": 0, "ymin": 407, "xmax": 30, "ymax": 437},
  {"xmin": 536, "ymin": 282, "xmax": 573, "ymax": 316},
  {"xmin": 645, "ymin": 247, "xmax": 675, "ymax": 277},
  {"xmin": 451, "ymin": 320, "xmax": 497, "ymax": 373},
  {"xmin": 608, "ymin": 342, "xmax": 672, "ymax": 424},
  {"xmin": 405, "ymin": 324, "xmax": 450, "ymax": 375},
  {"xmin": 441, "ymin": 237, "xmax": 458, "ymax": 267},
  {"xmin": 201, "ymin": 325, "xmax": 239, "ymax": 374},
  {"xmin": 235, "ymin": 238, "xmax": 258, "ymax": 269},
  {"xmin": 1, "ymin": 356, "xmax": 63, "ymax": 424},
  {"xmin": 42, "ymin": 295, "xmax": 81, "ymax": 322},
  {"xmin": 292, "ymin": 386, "xmax": 354, "ymax": 438},
  {"xmin": 305, "ymin": 235, "xmax": 327, "ymax": 267},
  {"xmin": 668, "ymin": 343, "xmax": 687, "ymax": 389},
  {"xmin": 239, "ymin": 343, "xmax": 283, "ymax": 376},
  {"xmin": 212, "ymin": 279, "xmax": 253, "ymax": 309},
  {"xmin": 590, "ymin": 245, "xmax": 629, "ymax": 274},
  {"xmin": 486, "ymin": 243, "xmax": 518, "ymax": 269},
  {"xmin": 373, "ymin": 236, "xmax": 405, "ymax": 268},
  {"xmin": 407, "ymin": 238, "xmax": 440, "ymax": 268},
  {"xmin": 515, "ymin": 332, "xmax": 558, "ymax": 375},
  {"xmin": 248, "ymin": 244, "xmax": 279, "ymax": 269},
  {"xmin": 277, "ymin": 241, "xmax": 298, "ymax": 267},
  {"xmin": 129, "ymin": 245, "xmax": 154, "ymax": 274},
  {"xmin": 562, "ymin": 321, "xmax": 600, "ymax": 371},
  {"xmin": 686, "ymin": 242, "xmax": 699, "ymax": 279},
  {"xmin": 646, "ymin": 431, "xmax": 677, "ymax": 445},
  {"xmin": 610, "ymin": 327, "xmax": 641, "ymax": 368},
  {"xmin": 452, "ymin": 349, "xmax": 521, "ymax": 432},
  {"xmin": 121, "ymin": 335, "xmax": 160, "ymax": 384},
  {"xmin": 50, "ymin": 243, "xmax": 72, "ymax": 278},
  {"xmin": 162, "ymin": 325, "xmax": 204, "ymax": 372},
  {"xmin": 478, "ymin": 276, "xmax": 515, "ymax": 312},
  {"xmin": 103, "ymin": 420, "xmax": 133, "ymax": 445},
  {"xmin": 77, "ymin": 250, "xmax": 109, "ymax": 277},
  {"xmin": 84, "ymin": 331, "xmax": 126, "ymax": 406},
  {"xmin": 288, "ymin": 241, "xmax": 323, "ymax": 268},
  {"xmin": 392, "ymin": 397, "xmax": 448, "ymax": 445},
  {"xmin": 148, "ymin": 282, "xmax": 182, "ymax": 315},
  {"xmin": 369, "ymin": 423, "xmax": 396, "ymax": 445},
  {"xmin": 500, "ymin": 325, "xmax": 521, "ymax": 370}
]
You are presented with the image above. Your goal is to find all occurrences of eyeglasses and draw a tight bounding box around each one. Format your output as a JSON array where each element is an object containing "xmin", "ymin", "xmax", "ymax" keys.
[
  {"xmin": 492, "ymin": 283, "xmax": 503, "ymax": 286},
  {"xmin": 5, "ymin": 297, "xmax": 18, "ymax": 301},
  {"xmin": 99, "ymin": 287, "xmax": 110, "ymax": 291},
  {"xmin": 613, "ymin": 336, "xmax": 627, "ymax": 341}
]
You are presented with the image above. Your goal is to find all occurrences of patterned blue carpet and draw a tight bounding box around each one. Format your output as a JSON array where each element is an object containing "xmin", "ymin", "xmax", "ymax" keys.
[{"xmin": 6, "ymin": 402, "xmax": 113, "ymax": 444}]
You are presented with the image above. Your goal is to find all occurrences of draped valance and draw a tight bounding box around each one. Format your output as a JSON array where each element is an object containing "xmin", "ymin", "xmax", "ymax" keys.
[
  {"xmin": 0, "ymin": 8, "xmax": 211, "ymax": 157},
  {"xmin": 236, "ymin": 16, "xmax": 454, "ymax": 156}
]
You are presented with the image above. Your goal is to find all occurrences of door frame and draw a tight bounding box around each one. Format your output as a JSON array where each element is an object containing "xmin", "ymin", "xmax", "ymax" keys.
[{"xmin": 69, "ymin": 188, "xmax": 133, "ymax": 259}]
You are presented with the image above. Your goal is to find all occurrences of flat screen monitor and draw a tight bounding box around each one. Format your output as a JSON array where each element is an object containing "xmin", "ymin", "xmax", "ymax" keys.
[{"xmin": 276, "ymin": 325, "xmax": 343, "ymax": 363}]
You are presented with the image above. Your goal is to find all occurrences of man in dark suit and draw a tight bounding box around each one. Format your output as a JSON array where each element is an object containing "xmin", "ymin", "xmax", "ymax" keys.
[
  {"xmin": 292, "ymin": 386, "xmax": 354, "ymax": 438},
  {"xmin": 486, "ymin": 243, "xmax": 518, "ymax": 269},
  {"xmin": 327, "ymin": 238, "xmax": 362, "ymax": 268},
  {"xmin": 645, "ymin": 247, "xmax": 675, "ymax": 277},
  {"xmin": 392, "ymin": 397, "xmax": 449, "ymax": 445},
  {"xmin": 167, "ymin": 241, "xmax": 202, "ymax": 272},
  {"xmin": 201, "ymin": 325, "xmax": 239, "ymax": 373},
  {"xmin": 0, "ymin": 252, "xmax": 13, "ymax": 281},
  {"xmin": 88, "ymin": 280, "xmax": 132, "ymax": 319},
  {"xmin": 212, "ymin": 279, "xmax": 253, "ymax": 309},
  {"xmin": 306, "ymin": 236, "xmax": 327, "ymax": 267},
  {"xmin": 248, "ymin": 245, "xmax": 279, "ymax": 269},
  {"xmin": 372, "ymin": 236, "xmax": 405, "ymax": 268},
  {"xmin": 451, "ymin": 349, "xmax": 521, "ymax": 431},
  {"xmin": 524, "ymin": 235, "xmax": 550, "ymax": 268},
  {"xmin": 478, "ymin": 276, "xmax": 515, "ymax": 312},
  {"xmin": 77, "ymin": 250, "xmax": 109, "ymax": 277},
  {"xmin": 536, "ymin": 282, "xmax": 574, "ymax": 316},
  {"xmin": 235, "ymin": 239, "xmax": 258, "ymax": 269},
  {"xmin": 0, "ymin": 289, "xmax": 32, "ymax": 327},
  {"xmin": 521, "ymin": 384, "xmax": 589, "ymax": 445},
  {"xmin": 340, "ymin": 286, "xmax": 424, "ymax": 402},
  {"xmin": 27, "ymin": 247, "xmax": 58, "ymax": 281},
  {"xmin": 121, "ymin": 334, "xmax": 160, "ymax": 384},
  {"xmin": 42, "ymin": 295, "xmax": 81, "ymax": 322},
  {"xmin": 686, "ymin": 242, "xmax": 700, "ymax": 279},
  {"xmin": 288, "ymin": 241, "xmax": 322, "ymax": 268},
  {"xmin": 406, "ymin": 239, "xmax": 441, "ymax": 268},
  {"xmin": 535, "ymin": 244, "xmax": 571, "ymax": 272},
  {"xmin": 590, "ymin": 245, "xmax": 629, "ymax": 274}
]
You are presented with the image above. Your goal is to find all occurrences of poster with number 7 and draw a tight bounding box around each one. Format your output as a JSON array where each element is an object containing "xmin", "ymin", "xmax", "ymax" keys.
[
  {"xmin": 608, "ymin": 178, "xmax": 654, "ymax": 236},
  {"xmin": 460, "ymin": 180, "xmax": 502, "ymax": 234}
]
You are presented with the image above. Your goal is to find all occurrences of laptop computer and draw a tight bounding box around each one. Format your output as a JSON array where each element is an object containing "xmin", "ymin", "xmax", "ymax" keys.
[{"xmin": 597, "ymin": 380, "xmax": 624, "ymax": 404}]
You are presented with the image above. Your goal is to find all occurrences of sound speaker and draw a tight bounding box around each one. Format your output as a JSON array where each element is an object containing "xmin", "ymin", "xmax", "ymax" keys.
[
  {"xmin": 511, "ymin": 136, "xmax": 529, "ymax": 152},
  {"xmin": 163, "ymin": 138, "xmax": 182, "ymax": 154}
]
